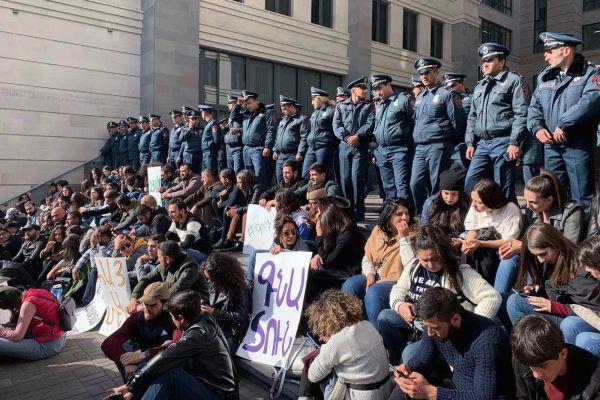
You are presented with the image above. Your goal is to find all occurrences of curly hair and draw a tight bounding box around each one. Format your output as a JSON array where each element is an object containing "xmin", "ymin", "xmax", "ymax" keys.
[
  {"xmin": 201, "ymin": 252, "xmax": 245, "ymax": 293},
  {"xmin": 305, "ymin": 290, "xmax": 363, "ymax": 340}
]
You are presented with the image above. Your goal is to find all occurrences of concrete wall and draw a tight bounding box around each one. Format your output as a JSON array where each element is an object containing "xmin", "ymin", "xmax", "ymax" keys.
[{"xmin": 0, "ymin": 0, "xmax": 142, "ymax": 201}]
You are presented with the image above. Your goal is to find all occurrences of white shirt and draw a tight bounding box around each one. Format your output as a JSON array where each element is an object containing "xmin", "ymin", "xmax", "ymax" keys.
[{"xmin": 464, "ymin": 202, "xmax": 522, "ymax": 239}]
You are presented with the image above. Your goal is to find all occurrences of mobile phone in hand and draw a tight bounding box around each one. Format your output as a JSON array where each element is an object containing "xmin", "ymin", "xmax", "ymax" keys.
[{"xmin": 511, "ymin": 288, "xmax": 528, "ymax": 298}]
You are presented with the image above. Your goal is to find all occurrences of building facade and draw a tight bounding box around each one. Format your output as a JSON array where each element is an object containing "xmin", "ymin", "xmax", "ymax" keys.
[{"xmin": 0, "ymin": 0, "xmax": 598, "ymax": 201}]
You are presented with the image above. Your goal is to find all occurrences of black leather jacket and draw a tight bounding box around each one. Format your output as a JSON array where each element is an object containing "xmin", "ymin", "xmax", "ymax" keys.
[{"xmin": 128, "ymin": 313, "xmax": 239, "ymax": 399}]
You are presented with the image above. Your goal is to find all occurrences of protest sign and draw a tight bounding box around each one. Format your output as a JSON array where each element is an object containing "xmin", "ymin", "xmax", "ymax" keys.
[
  {"xmin": 236, "ymin": 251, "xmax": 311, "ymax": 367},
  {"xmin": 147, "ymin": 166, "xmax": 162, "ymax": 206},
  {"xmin": 94, "ymin": 257, "xmax": 131, "ymax": 336},
  {"xmin": 243, "ymin": 204, "xmax": 276, "ymax": 254},
  {"xmin": 67, "ymin": 283, "xmax": 106, "ymax": 336}
]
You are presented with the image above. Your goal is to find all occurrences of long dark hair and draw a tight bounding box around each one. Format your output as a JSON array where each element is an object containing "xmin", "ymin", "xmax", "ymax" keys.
[
  {"xmin": 201, "ymin": 253, "xmax": 245, "ymax": 294},
  {"xmin": 378, "ymin": 197, "xmax": 413, "ymax": 238},
  {"xmin": 61, "ymin": 234, "xmax": 81, "ymax": 265},
  {"xmin": 236, "ymin": 169, "xmax": 255, "ymax": 195},
  {"xmin": 413, "ymin": 225, "xmax": 462, "ymax": 291},
  {"xmin": 319, "ymin": 204, "xmax": 355, "ymax": 252},
  {"xmin": 472, "ymin": 179, "xmax": 509, "ymax": 210},
  {"xmin": 427, "ymin": 191, "xmax": 470, "ymax": 235},
  {"xmin": 275, "ymin": 188, "xmax": 301, "ymax": 218},
  {"xmin": 525, "ymin": 170, "xmax": 566, "ymax": 210}
]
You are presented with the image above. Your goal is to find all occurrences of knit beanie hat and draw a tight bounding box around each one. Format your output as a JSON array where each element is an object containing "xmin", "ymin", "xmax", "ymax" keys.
[
  {"xmin": 0, "ymin": 286, "xmax": 22, "ymax": 310},
  {"xmin": 439, "ymin": 166, "xmax": 465, "ymax": 192}
]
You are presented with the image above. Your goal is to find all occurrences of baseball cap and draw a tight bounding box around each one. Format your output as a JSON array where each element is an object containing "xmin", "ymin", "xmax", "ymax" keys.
[{"xmin": 139, "ymin": 282, "xmax": 170, "ymax": 305}]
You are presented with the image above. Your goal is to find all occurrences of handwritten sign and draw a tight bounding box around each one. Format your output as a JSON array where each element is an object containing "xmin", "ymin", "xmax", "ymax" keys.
[
  {"xmin": 236, "ymin": 251, "xmax": 311, "ymax": 367},
  {"xmin": 67, "ymin": 283, "xmax": 107, "ymax": 336},
  {"xmin": 243, "ymin": 204, "xmax": 277, "ymax": 254},
  {"xmin": 94, "ymin": 257, "xmax": 131, "ymax": 336},
  {"xmin": 147, "ymin": 166, "xmax": 162, "ymax": 206}
]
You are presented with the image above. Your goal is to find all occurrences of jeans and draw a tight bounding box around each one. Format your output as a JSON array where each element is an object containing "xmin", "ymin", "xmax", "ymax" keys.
[
  {"xmin": 341, "ymin": 275, "xmax": 395, "ymax": 327},
  {"xmin": 246, "ymin": 249, "xmax": 267, "ymax": 283},
  {"xmin": 410, "ymin": 142, "xmax": 453, "ymax": 214},
  {"xmin": 184, "ymin": 249, "xmax": 207, "ymax": 265},
  {"xmin": 150, "ymin": 150, "xmax": 167, "ymax": 164},
  {"xmin": 275, "ymin": 152, "xmax": 296, "ymax": 184},
  {"xmin": 464, "ymin": 136, "xmax": 516, "ymax": 201},
  {"xmin": 494, "ymin": 255, "xmax": 520, "ymax": 295},
  {"xmin": 243, "ymin": 146, "xmax": 267, "ymax": 185},
  {"xmin": 138, "ymin": 366, "xmax": 217, "ymax": 400},
  {"xmin": 576, "ymin": 332, "xmax": 600, "ymax": 356},
  {"xmin": 376, "ymin": 145, "xmax": 413, "ymax": 203},
  {"xmin": 506, "ymin": 292, "xmax": 564, "ymax": 326},
  {"xmin": 302, "ymin": 147, "xmax": 333, "ymax": 179},
  {"xmin": 560, "ymin": 316, "xmax": 600, "ymax": 350},
  {"xmin": 203, "ymin": 150, "xmax": 218, "ymax": 176},
  {"xmin": 522, "ymin": 164, "xmax": 541, "ymax": 185},
  {"xmin": 451, "ymin": 142, "xmax": 469, "ymax": 171},
  {"xmin": 0, "ymin": 335, "xmax": 66, "ymax": 360},
  {"xmin": 226, "ymin": 146, "xmax": 243, "ymax": 173},
  {"xmin": 339, "ymin": 143, "xmax": 369, "ymax": 218},
  {"xmin": 377, "ymin": 309, "xmax": 413, "ymax": 365},
  {"xmin": 82, "ymin": 267, "xmax": 98, "ymax": 305}
]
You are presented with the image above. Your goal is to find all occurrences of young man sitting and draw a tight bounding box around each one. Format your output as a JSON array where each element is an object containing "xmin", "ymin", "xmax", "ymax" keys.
[{"xmin": 511, "ymin": 315, "xmax": 600, "ymax": 399}]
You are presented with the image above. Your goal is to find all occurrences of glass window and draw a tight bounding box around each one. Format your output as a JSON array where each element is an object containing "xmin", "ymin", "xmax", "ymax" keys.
[
  {"xmin": 200, "ymin": 49, "xmax": 218, "ymax": 107},
  {"xmin": 583, "ymin": 23, "xmax": 600, "ymax": 50},
  {"xmin": 274, "ymin": 64, "xmax": 297, "ymax": 108},
  {"xmin": 218, "ymin": 53, "xmax": 245, "ymax": 107},
  {"xmin": 481, "ymin": 19, "xmax": 512, "ymax": 50},
  {"xmin": 372, "ymin": 0, "xmax": 388, "ymax": 44},
  {"xmin": 311, "ymin": 0, "xmax": 332, "ymax": 28},
  {"xmin": 265, "ymin": 0, "xmax": 291, "ymax": 16},
  {"xmin": 297, "ymin": 69, "xmax": 321, "ymax": 112},
  {"xmin": 431, "ymin": 19, "xmax": 444, "ymax": 59},
  {"xmin": 403, "ymin": 10, "xmax": 418, "ymax": 52},
  {"xmin": 482, "ymin": 0, "xmax": 512, "ymax": 15},
  {"xmin": 533, "ymin": 0, "xmax": 547, "ymax": 53},
  {"xmin": 584, "ymin": 0, "xmax": 600, "ymax": 11},
  {"xmin": 247, "ymin": 59, "xmax": 274, "ymax": 105}
]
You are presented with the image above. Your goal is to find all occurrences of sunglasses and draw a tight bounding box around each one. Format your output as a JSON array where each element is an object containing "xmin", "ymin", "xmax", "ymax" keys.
[
  {"xmin": 119, "ymin": 242, "xmax": 132, "ymax": 251},
  {"xmin": 281, "ymin": 230, "xmax": 297, "ymax": 237}
]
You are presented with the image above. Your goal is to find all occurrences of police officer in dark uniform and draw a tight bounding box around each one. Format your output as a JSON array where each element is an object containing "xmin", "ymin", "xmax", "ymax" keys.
[
  {"xmin": 126, "ymin": 117, "xmax": 142, "ymax": 170},
  {"xmin": 148, "ymin": 114, "xmax": 168, "ymax": 164},
  {"xmin": 411, "ymin": 75, "xmax": 425, "ymax": 99},
  {"xmin": 198, "ymin": 104, "xmax": 222, "ymax": 175},
  {"xmin": 444, "ymin": 73, "xmax": 471, "ymax": 170},
  {"xmin": 272, "ymin": 96, "xmax": 310, "ymax": 184},
  {"xmin": 464, "ymin": 44, "xmax": 530, "ymax": 200},
  {"xmin": 178, "ymin": 110, "xmax": 203, "ymax": 173},
  {"xmin": 333, "ymin": 76, "xmax": 375, "ymax": 221},
  {"xmin": 371, "ymin": 74, "xmax": 414, "ymax": 201},
  {"xmin": 303, "ymin": 87, "xmax": 336, "ymax": 179},
  {"xmin": 229, "ymin": 90, "xmax": 277, "ymax": 185},
  {"xmin": 410, "ymin": 57, "xmax": 467, "ymax": 214},
  {"xmin": 179, "ymin": 106, "xmax": 194, "ymax": 165},
  {"xmin": 528, "ymin": 32, "xmax": 600, "ymax": 213},
  {"xmin": 167, "ymin": 109, "xmax": 185, "ymax": 171},
  {"xmin": 101, "ymin": 121, "xmax": 118, "ymax": 167},
  {"xmin": 116, "ymin": 119, "xmax": 129, "ymax": 168},
  {"xmin": 225, "ymin": 94, "xmax": 244, "ymax": 173},
  {"xmin": 137, "ymin": 116, "xmax": 151, "ymax": 167}
]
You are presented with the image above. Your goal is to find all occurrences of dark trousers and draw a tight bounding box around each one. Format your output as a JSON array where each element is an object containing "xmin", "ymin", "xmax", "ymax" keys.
[
  {"xmin": 203, "ymin": 150, "xmax": 218, "ymax": 176},
  {"xmin": 275, "ymin": 152, "xmax": 296, "ymax": 184},
  {"xmin": 183, "ymin": 153, "xmax": 202, "ymax": 174},
  {"xmin": 339, "ymin": 143, "xmax": 369, "ymax": 218},
  {"xmin": 377, "ymin": 145, "xmax": 413, "ymax": 203},
  {"xmin": 410, "ymin": 141, "xmax": 453, "ymax": 214},
  {"xmin": 226, "ymin": 146, "xmax": 243, "ymax": 173},
  {"xmin": 243, "ymin": 146, "xmax": 267, "ymax": 184},
  {"xmin": 302, "ymin": 147, "xmax": 333, "ymax": 179}
]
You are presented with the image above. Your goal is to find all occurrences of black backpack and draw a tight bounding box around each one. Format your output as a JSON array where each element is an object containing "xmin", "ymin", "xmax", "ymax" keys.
[{"xmin": 31, "ymin": 293, "xmax": 77, "ymax": 331}]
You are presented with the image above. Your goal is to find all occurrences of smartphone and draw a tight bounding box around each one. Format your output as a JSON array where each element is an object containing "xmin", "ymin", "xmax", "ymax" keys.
[
  {"xmin": 306, "ymin": 331, "xmax": 321, "ymax": 349},
  {"xmin": 511, "ymin": 288, "xmax": 528, "ymax": 298},
  {"xmin": 389, "ymin": 364, "xmax": 411, "ymax": 379}
]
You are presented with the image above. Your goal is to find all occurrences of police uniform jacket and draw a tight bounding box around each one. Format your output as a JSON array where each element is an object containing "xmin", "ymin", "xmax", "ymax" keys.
[
  {"xmin": 100, "ymin": 137, "xmax": 112, "ymax": 157},
  {"xmin": 461, "ymin": 90, "xmax": 472, "ymax": 117},
  {"xmin": 138, "ymin": 130, "xmax": 152, "ymax": 157},
  {"xmin": 118, "ymin": 133, "xmax": 129, "ymax": 158},
  {"xmin": 180, "ymin": 125, "xmax": 203, "ymax": 154},
  {"xmin": 229, "ymin": 103, "xmax": 277, "ymax": 149},
  {"xmin": 274, "ymin": 113, "xmax": 310, "ymax": 155},
  {"xmin": 224, "ymin": 120, "xmax": 242, "ymax": 148},
  {"xmin": 127, "ymin": 128, "xmax": 142, "ymax": 160},
  {"xmin": 201, "ymin": 119, "xmax": 222, "ymax": 152},
  {"xmin": 307, "ymin": 105, "xmax": 336, "ymax": 150},
  {"xmin": 465, "ymin": 68, "xmax": 530, "ymax": 147},
  {"xmin": 413, "ymin": 84, "xmax": 466, "ymax": 145},
  {"xmin": 168, "ymin": 122, "xmax": 186, "ymax": 159},
  {"xmin": 149, "ymin": 125, "xmax": 168, "ymax": 152},
  {"xmin": 528, "ymin": 53, "xmax": 600, "ymax": 142},
  {"xmin": 332, "ymin": 99, "xmax": 375, "ymax": 150},
  {"xmin": 374, "ymin": 92, "xmax": 414, "ymax": 147},
  {"xmin": 110, "ymin": 135, "xmax": 120, "ymax": 161}
]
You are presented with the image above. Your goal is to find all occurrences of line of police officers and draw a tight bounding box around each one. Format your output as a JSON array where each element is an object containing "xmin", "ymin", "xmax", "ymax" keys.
[{"xmin": 101, "ymin": 32, "xmax": 600, "ymax": 218}]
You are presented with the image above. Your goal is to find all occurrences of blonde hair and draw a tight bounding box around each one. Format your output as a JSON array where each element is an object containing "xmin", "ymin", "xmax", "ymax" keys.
[{"xmin": 305, "ymin": 290, "xmax": 363, "ymax": 339}]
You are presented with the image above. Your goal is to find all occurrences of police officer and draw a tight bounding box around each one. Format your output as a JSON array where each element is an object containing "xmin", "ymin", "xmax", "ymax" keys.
[
  {"xmin": 411, "ymin": 75, "xmax": 425, "ymax": 99},
  {"xmin": 335, "ymin": 87, "xmax": 349, "ymax": 104},
  {"xmin": 464, "ymin": 44, "xmax": 530, "ymax": 200},
  {"xmin": 179, "ymin": 106, "xmax": 195, "ymax": 165},
  {"xmin": 101, "ymin": 121, "xmax": 118, "ymax": 167},
  {"xmin": 528, "ymin": 32, "xmax": 600, "ymax": 214},
  {"xmin": 148, "ymin": 114, "xmax": 168, "ymax": 164},
  {"xmin": 167, "ymin": 109, "xmax": 186, "ymax": 171},
  {"xmin": 198, "ymin": 104, "xmax": 222, "ymax": 175},
  {"xmin": 229, "ymin": 90, "xmax": 277, "ymax": 185},
  {"xmin": 117, "ymin": 119, "xmax": 129, "ymax": 168},
  {"xmin": 225, "ymin": 94, "xmax": 244, "ymax": 173},
  {"xmin": 272, "ymin": 96, "xmax": 309, "ymax": 184},
  {"xmin": 333, "ymin": 76, "xmax": 375, "ymax": 221},
  {"xmin": 126, "ymin": 117, "xmax": 142, "ymax": 170},
  {"xmin": 302, "ymin": 87, "xmax": 336, "ymax": 179},
  {"xmin": 444, "ymin": 73, "xmax": 471, "ymax": 170},
  {"xmin": 179, "ymin": 110, "xmax": 203, "ymax": 173},
  {"xmin": 410, "ymin": 57, "xmax": 467, "ymax": 214},
  {"xmin": 371, "ymin": 74, "xmax": 414, "ymax": 201},
  {"xmin": 137, "ymin": 116, "xmax": 152, "ymax": 167}
]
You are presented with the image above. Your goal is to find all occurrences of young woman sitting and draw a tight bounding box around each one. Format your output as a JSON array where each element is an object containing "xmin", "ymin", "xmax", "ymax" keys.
[{"xmin": 274, "ymin": 188, "xmax": 311, "ymax": 241}]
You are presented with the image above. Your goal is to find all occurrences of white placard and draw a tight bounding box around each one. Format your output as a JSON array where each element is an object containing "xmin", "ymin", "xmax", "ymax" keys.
[
  {"xmin": 236, "ymin": 251, "xmax": 311, "ymax": 367},
  {"xmin": 243, "ymin": 204, "xmax": 276, "ymax": 254},
  {"xmin": 94, "ymin": 257, "xmax": 131, "ymax": 336},
  {"xmin": 147, "ymin": 166, "xmax": 162, "ymax": 206},
  {"xmin": 67, "ymin": 283, "xmax": 106, "ymax": 336}
]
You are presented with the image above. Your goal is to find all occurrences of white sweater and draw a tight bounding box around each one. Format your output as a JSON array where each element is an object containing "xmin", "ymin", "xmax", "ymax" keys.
[
  {"xmin": 388, "ymin": 237, "xmax": 502, "ymax": 319},
  {"xmin": 308, "ymin": 321, "xmax": 393, "ymax": 400}
]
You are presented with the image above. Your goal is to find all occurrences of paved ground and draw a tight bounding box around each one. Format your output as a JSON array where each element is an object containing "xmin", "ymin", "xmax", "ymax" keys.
[{"xmin": 0, "ymin": 194, "xmax": 384, "ymax": 400}]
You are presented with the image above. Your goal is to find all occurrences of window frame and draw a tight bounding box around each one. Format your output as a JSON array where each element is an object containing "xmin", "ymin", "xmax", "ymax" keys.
[
  {"xmin": 403, "ymin": 9, "xmax": 418, "ymax": 52},
  {"xmin": 480, "ymin": 19, "xmax": 512, "ymax": 51},
  {"xmin": 311, "ymin": 0, "xmax": 333, "ymax": 28},
  {"xmin": 430, "ymin": 19, "xmax": 444, "ymax": 59},
  {"xmin": 372, "ymin": 0, "xmax": 389, "ymax": 44},
  {"xmin": 265, "ymin": 0, "xmax": 292, "ymax": 16},
  {"xmin": 481, "ymin": 0, "xmax": 513, "ymax": 16}
]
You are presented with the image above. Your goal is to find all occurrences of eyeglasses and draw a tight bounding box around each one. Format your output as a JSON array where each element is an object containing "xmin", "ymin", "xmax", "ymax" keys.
[{"xmin": 281, "ymin": 230, "xmax": 297, "ymax": 237}]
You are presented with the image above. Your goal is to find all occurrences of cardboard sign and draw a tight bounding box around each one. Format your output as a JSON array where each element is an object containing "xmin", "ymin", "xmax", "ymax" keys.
[
  {"xmin": 236, "ymin": 251, "xmax": 311, "ymax": 367},
  {"xmin": 94, "ymin": 257, "xmax": 131, "ymax": 336},
  {"xmin": 147, "ymin": 166, "xmax": 162, "ymax": 206},
  {"xmin": 67, "ymin": 283, "xmax": 106, "ymax": 336},
  {"xmin": 243, "ymin": 204, "xmax": 276, "ymax": 254}
]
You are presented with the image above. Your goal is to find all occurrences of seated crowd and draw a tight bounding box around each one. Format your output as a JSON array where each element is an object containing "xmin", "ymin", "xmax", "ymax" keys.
[{"xmin": 1, "ymin": 158, "xmax": 600, "ymax": 400}]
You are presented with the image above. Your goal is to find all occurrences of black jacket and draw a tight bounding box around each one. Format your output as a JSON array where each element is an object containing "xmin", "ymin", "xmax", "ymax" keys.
[
  {"xmin": 316, "ymin": 225, "xmax": 365, "ymax": 277},
  {"xmin": 211, "ymin": 285, "xmax": 251, "ymax": 349},
  {"xmin": 12, "ymin": 238, "xmax": 46, "ymax": 270},
  {"xmin": 238, "ymin": 183, "xmax": 267, "ymax": 215},
  {"xmin": 0, "ymin": 235, "xmax": 23, "ymax": 260},
  {"xmin": 128, "ymin": 313, "xmax": 239, "ymax": 399},
  {"xmin": 259, "ymin": 178, "xmax": 308, "ymax": 202},
  {"xmin": 513, "ymin": 344, "xmax": 600, "ymax": 400},
  {"xmin": 546, "ymin": 269, "xmax": 600, "ymax": 315}
]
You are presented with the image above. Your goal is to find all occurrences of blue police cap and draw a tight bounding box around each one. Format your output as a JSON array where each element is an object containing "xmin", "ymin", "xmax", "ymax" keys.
[
  {"xmin": 198, "ymin": 104, "xmax": 214, "ymax": 112},
  {"xmin": 370, "ymin": 74, "xmax": 393, "ymax": 88},
  {"xmin": 107, "ymin": 121, "xmax": 118, "ymax": 129},
  {"xmin": 336, "ymin": 87, "xmax": 350, "ymax": 97},
  {"xmin": 443, "ymin": 72, "xmax": 467, "ymax": 88},
  {"xmin": 311, "ymin": 87, "xmax": 329, "ymax": 97},
  {"xmin": 217, "ymin": 117, "xmax": 228, "ymax": 125},
  {"xmin": 411, "ymin": 75, "xmax": 424, "ymax": 87},
  {"xmin": 241, "ymin": 90, "xmax": 258, "ymax": 101},
  {"xmin": 347, "ymin": 76, "xmax": 369, "ymax": 90},
  {"xmin": 187, "ymin": 110, "xmax": 200, "ymax": 118},
  {"xmin": 138, "ymin": 116, "xmax": 149, "ymax": 123},
  {"xmin": 118, "ymin": 119, "xmax": 129, "ymax": 127},
  {"xmin": 126, "ymin": 117, "xmax": 138, "ymax": 123},
  {"xmin": 478, "ymin": 43, "xmax": 510, "ymax": 61},
  {"xmin": 414, "ymin": 57, "xmax": 442, "ymax": 73},
  {"xmin": 169, "ymin": 109, "xmax": 183, "ymax": 117},
  {"xmin": 265, "ymin": 104, "xmax": 275, "ymax": 110},
  {"xmin": 148, "ymin": 114, "xmax": 161, "ymax": 120},
  {"xmin": 279, "ymin": 95, "xmax": 298, "ymax": 106},
  {"xmin": 181, "ymin": 106, "xmax": 193, "ymax": 113},
  {"xmin": 227, "ymin": 94, "xmax": 238, "ymax": 103},
  {"xmin": 539, "ymin": 32, "xmax": 583, "ymax": 50}
]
